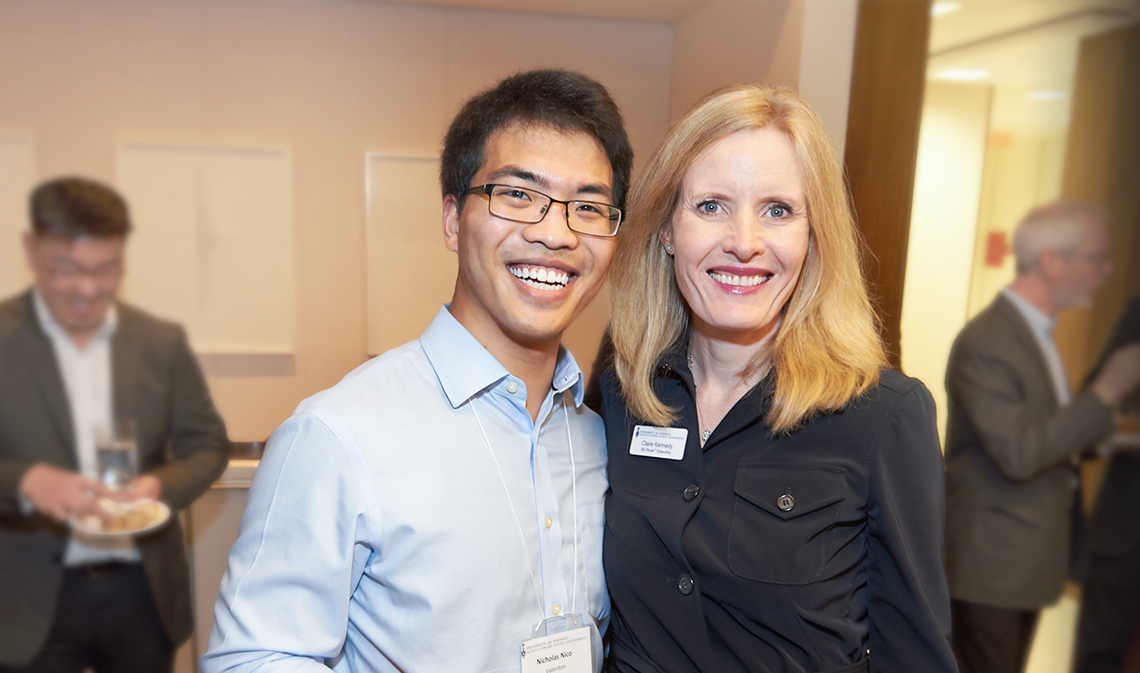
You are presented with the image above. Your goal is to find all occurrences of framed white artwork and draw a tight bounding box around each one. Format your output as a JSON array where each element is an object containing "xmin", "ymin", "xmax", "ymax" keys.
[{"xmin": 116, "ymin": 142, "xmax": 295, "ymax": 360}]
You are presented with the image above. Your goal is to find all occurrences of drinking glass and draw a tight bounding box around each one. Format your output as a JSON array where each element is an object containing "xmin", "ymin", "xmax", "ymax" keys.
[{"xmin": 96, "ymin": 419, "xmax": 137, "ymax": 491}]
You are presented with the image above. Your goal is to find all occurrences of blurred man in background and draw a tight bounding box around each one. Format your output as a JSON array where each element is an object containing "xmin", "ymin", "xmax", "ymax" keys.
[
  {"xmin": 0, "ymin": 177, "xmax": 228, "ymax": 673},
  {"xmin": 943, "ymin": 199, "xmax": 1140, "ymax": 673}
]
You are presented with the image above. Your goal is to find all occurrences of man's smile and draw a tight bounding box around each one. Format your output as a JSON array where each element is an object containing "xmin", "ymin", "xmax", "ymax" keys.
[{"xmin": 509, "ymin": 264, "xmax": 572, "ymax": 291}]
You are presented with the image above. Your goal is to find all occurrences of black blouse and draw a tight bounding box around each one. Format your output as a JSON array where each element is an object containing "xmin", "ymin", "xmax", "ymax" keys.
[{"xmin": 600, "ymin": 351, "xmax": 957, "ymax": 673}]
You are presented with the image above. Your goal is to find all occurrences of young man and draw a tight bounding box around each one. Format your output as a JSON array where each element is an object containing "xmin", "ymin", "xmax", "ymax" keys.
[
  {"xmin": 0, "ymin": 177, "xmax": 229, "ymax": 672},
  {"xmin": 944, "ymin": 200, "xmax": 1140, "ymax": 673},
  {"xmin": 203, "ymin": 69, "xmax": 632, "ymax": 672}
]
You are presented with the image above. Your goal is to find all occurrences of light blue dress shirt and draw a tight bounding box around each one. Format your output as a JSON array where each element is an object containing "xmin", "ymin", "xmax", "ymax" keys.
[{"xmin": 202, "ymin": 306, "xmax": 609, "ymax": 672}]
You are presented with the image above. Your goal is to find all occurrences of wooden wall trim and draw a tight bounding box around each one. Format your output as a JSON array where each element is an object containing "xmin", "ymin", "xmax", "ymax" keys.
[
  {"xmin": 843, "ymin": 0, "xmax": 932, "ymax": 368},
  {"xmin": 1055, "ymin": 23, "xmax": 1140, "ymax": 381}
]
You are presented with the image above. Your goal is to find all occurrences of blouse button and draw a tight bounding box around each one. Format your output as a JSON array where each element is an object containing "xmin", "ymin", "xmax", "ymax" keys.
[
  {"xmin": 544, "ymin": 517, "xmax": 553, "ymax": 529},
  {"xmin": 683, "ymin": 484, "xmax": 700, "ymax": 501},
  {"xmin": 677, "ymin": 574, "xmax": 694, "ymax": 595},
  {"xmin": 506, "ymin": 381, "xmax": 519, "ymax": 394},
  {"xmin": 778, "ymin": 494, "xmax": 795, "ymax": 512}
]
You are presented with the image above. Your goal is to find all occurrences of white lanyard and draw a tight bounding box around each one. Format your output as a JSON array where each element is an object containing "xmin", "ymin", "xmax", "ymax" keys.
[{"xmin": 470, "ymin": 393, "xmax": 579, "ymax": 624}]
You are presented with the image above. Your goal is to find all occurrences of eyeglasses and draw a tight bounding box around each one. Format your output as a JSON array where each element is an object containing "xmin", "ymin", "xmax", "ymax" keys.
[
  {"xmin": 465, "ymin": 184, "xmax": 623, "ymax": 238},
  {"xmin": 1064, "ymin": 250, "xmax": 1111, "ymax": 266},
  {"xmin": 46, "ymin": 259, "xmax": 123, "ymax": 283}
]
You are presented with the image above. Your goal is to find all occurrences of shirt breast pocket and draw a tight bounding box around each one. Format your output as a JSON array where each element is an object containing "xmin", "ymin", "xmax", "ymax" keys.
[{"xmin": 728, "ymin": 464, "xmax": 846, "ymax": 585}]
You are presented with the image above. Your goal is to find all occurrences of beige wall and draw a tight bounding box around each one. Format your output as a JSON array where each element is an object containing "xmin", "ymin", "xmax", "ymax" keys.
[
  {"xmin": 797, "ymin": 0, "xmax": 859, "ymax": 160},
  {"xmin": 901, "ymin": 81, "xmax": 991, "ymax": 442},
  {"xmin": 670, "ymin": 0, "xmax": 804, "ymax": 121},
  {"xmin": 0, "ymin": 0, "xmax": 842, "ymax": 442},
  {"xmin": 967, "ymin": 129, "xmax": 1068, "ymax": 320}
]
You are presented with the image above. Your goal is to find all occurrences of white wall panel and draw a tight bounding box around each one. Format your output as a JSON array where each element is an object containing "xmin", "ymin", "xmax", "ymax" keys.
[{"xmin": 117, "ymin": 142, "xmax": 294, "ymax": 355}]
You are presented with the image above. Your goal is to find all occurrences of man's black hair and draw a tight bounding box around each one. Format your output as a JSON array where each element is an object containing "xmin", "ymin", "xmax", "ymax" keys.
[
  {"xmin": 440, "ymin": 69, "xmax": 633, "ymax": 211},
  {"xmin": 30, "ymin": 176, "xmax": 132, "ymax": 238}
]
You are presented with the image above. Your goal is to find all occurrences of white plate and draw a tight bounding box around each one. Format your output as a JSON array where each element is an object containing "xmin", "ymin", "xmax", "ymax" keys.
[{"xmin": 69, "ymin": 499, "xmax": 171, "ymax": 538}]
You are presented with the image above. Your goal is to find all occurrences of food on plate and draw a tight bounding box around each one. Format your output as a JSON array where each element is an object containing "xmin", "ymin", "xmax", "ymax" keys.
[{"xmin": 77, "ymin": 498, "xmax": 164, "ymax": 534}]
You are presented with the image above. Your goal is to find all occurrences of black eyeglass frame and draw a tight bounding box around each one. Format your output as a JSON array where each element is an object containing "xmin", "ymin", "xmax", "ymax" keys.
[{"xmin": 464, "ymin": 183, "xmax": 623, "ymax": 238}]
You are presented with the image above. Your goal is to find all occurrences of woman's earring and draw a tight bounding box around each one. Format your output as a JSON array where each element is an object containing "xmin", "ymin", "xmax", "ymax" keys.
[{"xmin": 665, "ymin": 243, "xmax": 674, "ymax": 254}]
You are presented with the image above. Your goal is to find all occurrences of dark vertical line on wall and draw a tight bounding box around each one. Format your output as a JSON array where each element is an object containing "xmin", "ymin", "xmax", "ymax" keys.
[{"xmin": 842, "ymin": 0, "xmax": 932, "ymax": 370}]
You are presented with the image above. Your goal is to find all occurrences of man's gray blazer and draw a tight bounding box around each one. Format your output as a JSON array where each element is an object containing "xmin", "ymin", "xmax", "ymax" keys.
[
  {"xmin": 0, "ymin": 291, "xmax": 228, "ymax": 667},
  {"xmin": 944, "ymin": 292, "xmax": 1114, "ymax": 610}
]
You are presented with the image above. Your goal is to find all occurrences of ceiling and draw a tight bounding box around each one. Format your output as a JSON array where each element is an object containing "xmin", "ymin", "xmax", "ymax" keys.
[
  {"xmin": 927, "ymin": 0, "xmax": 1138, "ymax": 130},
  {"xmin": 372, "ymin": 0, "xmax": 712, "ymax": 22},
  {"xmin": 928, "ymin": 0, "xmax": 1138, "ymax": 87}
]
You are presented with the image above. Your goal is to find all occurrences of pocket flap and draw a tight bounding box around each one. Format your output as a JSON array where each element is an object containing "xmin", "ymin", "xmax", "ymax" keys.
[{"xmin": 734, "ymin": 465, "xmax": 845, "ymax": 521}]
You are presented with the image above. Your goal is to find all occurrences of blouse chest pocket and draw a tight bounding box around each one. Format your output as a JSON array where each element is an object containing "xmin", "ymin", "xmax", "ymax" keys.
[{"xmin": 727, "ymin": 464, "xmax": 846, "ymax": 585}]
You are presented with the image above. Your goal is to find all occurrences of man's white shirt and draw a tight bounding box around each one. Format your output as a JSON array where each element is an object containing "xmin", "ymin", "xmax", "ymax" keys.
[{"xmin": 33, "ymin": 290, "xmax": 138, "ymax": 564}]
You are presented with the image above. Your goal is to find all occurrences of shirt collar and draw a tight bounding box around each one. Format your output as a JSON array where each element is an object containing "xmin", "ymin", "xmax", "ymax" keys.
[
  {"xmin": 31, "ymin": 288, "xmax": 118, "ymax": 347},
  {"xmin": 419, "ymin": 304, "xmax": 585, "ymax": 409},
  {"xmin": 654, "ymin": 339, "xmax": 776, "ymax": 443},
  {"xmin": 656, "ymin": 339, "xmax": 775, "ymax": 407},
  {"xmin": 1002, "ymin": 287, "xmax": 1056, "ymax": 339}
]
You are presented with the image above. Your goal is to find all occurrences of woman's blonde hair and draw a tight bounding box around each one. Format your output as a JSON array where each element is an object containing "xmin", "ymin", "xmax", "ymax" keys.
[{"xmin": 609, "ymin": 84, "xmax": 886, "ymax": 433}]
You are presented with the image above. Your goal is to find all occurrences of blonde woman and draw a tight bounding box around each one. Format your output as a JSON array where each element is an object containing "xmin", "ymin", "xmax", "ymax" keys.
[{"xmin": 599, "ymin": 86, "xmax": 957, "ymax": 672}]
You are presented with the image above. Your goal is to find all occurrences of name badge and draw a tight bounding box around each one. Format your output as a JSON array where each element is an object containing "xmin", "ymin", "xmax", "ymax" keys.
[
  {"xmin": 521, "ymin": 625, "xmax": 593, "ymax": 673},
  {"xmin": 629, "ymin": 425, "xmax": 688, "ymax": 461}
]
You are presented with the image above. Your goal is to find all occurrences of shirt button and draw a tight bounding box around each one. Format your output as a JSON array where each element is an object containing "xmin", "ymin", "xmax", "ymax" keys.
[
  {"xmin": 683, "ymin": 484, "xmax": 700, "ymax": 501},
  {"xmin": 778, "ymin": 494, "xmax": 795, "ymax": 512},
  {"xmin": 552, "ymin": 603, "xmax": 562, "ymax": 615},
  {"xmin": 677, "ymin": 574, "xmax": 694, "ymax": 595},
  {"xmin": 545, "ymin": 517, "xmax": 553, "ymax": 529},
  {"xmin": 506, "ymin": 381, "xmax": 518, "ymax": 394}
]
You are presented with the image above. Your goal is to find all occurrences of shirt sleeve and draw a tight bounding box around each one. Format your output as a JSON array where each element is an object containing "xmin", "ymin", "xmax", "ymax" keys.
[
  {"xmin": 201, "ymin": 411, "xmax": 374, "ymax": 673},
  {"xmin": 0, "ymin": 460, "xmax": 35, "ymax": 517},
  {"xmin": 866, "ymin": 382, "xmax": 958, "ymax": 673}
]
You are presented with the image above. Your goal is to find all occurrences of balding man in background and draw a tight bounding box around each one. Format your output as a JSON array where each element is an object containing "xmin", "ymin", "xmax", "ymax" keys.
[{"xmin": 943, "ymin": 199, "xmax": 1140, "ymax": 673}]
